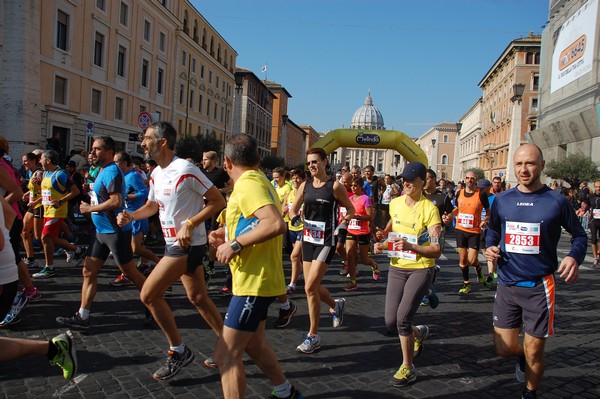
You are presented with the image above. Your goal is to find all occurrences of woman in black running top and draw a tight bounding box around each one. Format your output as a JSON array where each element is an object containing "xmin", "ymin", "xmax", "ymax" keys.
[{"xmin": 289, "ymin": 148, "xmax": 355, "ymax": 354}]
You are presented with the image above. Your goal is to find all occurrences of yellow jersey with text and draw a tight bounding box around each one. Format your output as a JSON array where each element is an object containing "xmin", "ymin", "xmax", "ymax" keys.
[{"xmin": 41, "ymin": 169, "xmax": 71, "ymax": 218}]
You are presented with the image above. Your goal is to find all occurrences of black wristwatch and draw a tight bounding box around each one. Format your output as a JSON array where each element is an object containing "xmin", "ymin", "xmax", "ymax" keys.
[{"xmin": 230, "ymin": 240, "xmax": 243, "ymax": 253}]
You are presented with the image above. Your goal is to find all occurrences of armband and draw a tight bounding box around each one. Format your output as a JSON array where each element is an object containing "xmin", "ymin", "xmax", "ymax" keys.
[{"xmin": 430, "ymin": 236, "xmax": 440, "ymax": 245}]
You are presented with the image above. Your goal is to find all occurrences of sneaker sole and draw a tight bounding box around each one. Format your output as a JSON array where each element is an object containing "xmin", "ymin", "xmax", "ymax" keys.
[
  {"xmin": 391, "ymin": 375, "xmax": 417, "ymax": 388},
  {"xmin": 56, "ymin": 318, "xmax": 90, "ymax": 330},
  {"xmin": 203, "ymin": 359, "xmax": 218, "ymax": 369},
  {"xmin": 296, "ymin": 344, "xmax": 321, "ymax": 354}
]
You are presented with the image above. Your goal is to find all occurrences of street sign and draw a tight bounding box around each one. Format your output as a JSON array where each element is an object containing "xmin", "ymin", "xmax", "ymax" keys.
[
  {"xmin": 85, "ymin": 121, "xmax": 95, "ymax": 136},
  {"xmin": 137, "ymin": 112, "xmax": 153, "ymax": 129}
]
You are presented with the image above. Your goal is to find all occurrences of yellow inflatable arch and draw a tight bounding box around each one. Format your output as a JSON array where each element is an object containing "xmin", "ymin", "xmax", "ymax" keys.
[{"xmin": 311, "ymin": 129, "xmax": 428, "ymax": 166}]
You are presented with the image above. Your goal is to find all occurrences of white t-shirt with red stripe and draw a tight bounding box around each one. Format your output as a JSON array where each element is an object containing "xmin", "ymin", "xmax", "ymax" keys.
[{"xmin": 148, "ymin": 157, "xmax": 213, "ymax": 247}]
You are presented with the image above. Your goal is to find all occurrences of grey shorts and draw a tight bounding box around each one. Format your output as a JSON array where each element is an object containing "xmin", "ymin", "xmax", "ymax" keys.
[
  {"xmin": 493, "ymin": 275, "xmax": 555, "ymax": 338},
  {"xmin": 163, "ymin": 244, "xmax": 207, "ymax": 274},
  {"xmin": 88, "ymin": 230, "xmax": 134, "ymax": 265}
]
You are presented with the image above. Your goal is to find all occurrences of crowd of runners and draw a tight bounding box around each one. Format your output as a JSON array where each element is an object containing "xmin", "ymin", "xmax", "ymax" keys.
[{"xmin": 0, "ymin": 123, "xmax": 598, "ymax": 399}]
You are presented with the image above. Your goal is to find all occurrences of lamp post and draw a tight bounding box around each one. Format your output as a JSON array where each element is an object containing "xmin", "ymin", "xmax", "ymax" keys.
[
  {"xmin": 430, "ymin": 138, "xmax": 437, "ymax": 174},
  {"xmin": 505, "ymin": 83, "xmax": 525, "ymax": 186}
]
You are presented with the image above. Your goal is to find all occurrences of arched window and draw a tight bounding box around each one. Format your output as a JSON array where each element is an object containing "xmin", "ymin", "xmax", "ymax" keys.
[
  {"xmin": 443, "ymin": 134, "xmax": 448, "ymax": 143},
  {"xmin": 217, "ymin": 44, "xmax": 221, "ymax": 62},
  {"xmin": 441, "ymin": 154, "xmax": 448, "ymax": 165},
  {"xmin": 202, "ymin": 28, "xmax": 207, "ymax": 49},
  {"xmin": 210, "ymin": 37, "xmax": 214, "ymax": 56},
  {"xmin": 193, "ymin": 20, "xmax": 198, "ymax": 43}
]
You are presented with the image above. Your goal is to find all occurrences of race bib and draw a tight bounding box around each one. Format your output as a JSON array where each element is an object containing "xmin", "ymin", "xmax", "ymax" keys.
[
  {"xmin": 387, "ymin": 232, "xmax": 418, "ymax": 261},
  {"xmin": 303, "ymin": 219, "xmax": 325, "ymax": 245},
  {"xmin": 161, "ymin": 218, "xmax": 178, "ymax": 245},
  {"xmin": 594, "ymin": 209, "xmax": 600, "ymax": 219},
  {"xmin": 457, "ymin": 213, "xmax": 474, "ymax": 229},
  {"xmin": 505, "ymin": 221, "xmax": 541, "ymax": 254},
  {"xmin": 339, "ymin": 206, "xmax": 347, "ymax": 219},
  {"xmin": 348, "ymin": 218, "xmax": 361, "ymax": 231},
  {"xmin": 88, "ymin": 191, "xmax": 99, "ymax": 214},
  {"xmin": 41, "ymin": 189, "xmax": 52, "ymax": 206},
  {"xmin": 29, "ymin": 191, "xmax": 34, "ymax": 205}
]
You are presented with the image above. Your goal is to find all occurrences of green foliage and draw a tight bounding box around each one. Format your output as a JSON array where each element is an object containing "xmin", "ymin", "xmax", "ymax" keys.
[
  {"xmin": 175, "ymin": 133, "xmax": 223, "ymax": 163},
  {"xmin": 261, "ymin": 155, "xmax": 285, "ymax": 170},
  {"xmin": 544, "ymin": 153, "xmax": 600, "ymax": 188},
  {"xmin": 465, "ymin": 167, "xmax": 485, "ymax": 181}
]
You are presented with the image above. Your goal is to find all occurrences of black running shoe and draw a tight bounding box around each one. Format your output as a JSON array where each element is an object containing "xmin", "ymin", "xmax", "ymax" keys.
[
  {"xmin": 274, "ymin": 301, "xmax": 297, "ymax": 328},
  {"xmin": 56, "ymin": 312, "xmax": 90, "ymax": 330}
]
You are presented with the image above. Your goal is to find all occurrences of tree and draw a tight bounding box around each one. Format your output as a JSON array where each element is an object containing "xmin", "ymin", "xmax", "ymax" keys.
[
  {"xmin": 544, "ymin": 153, "xmax": 600, "ymax": 188},
  {"xmin": 261, "ymin": 155, "xmax": 285, "ymax": 170},
  {"xmin": 175, "ymin": 133, "xmax": 223, "ymax": 163}
]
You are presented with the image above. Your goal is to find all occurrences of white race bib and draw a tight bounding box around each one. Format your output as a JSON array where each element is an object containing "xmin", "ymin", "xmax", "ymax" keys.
[
  {"xmin": 505, "ymin": 221, "xmax": 541, "ymax": 254},
  {"xmin": 161, "ymin": 218, "xmax": 178, "ymax": 246},
  {"xmin": 348, "ymin": 218, "xmax": 361, "ymax": 231},
  {"xmin": 88, "ymin": 191, "xmax": 99, "ymax": 214},
  {"xmin": 387, "ymin": 232, "xmax": 418, "ymax": 261},
  {"xmin": 302, "ymin": 219, "xmax": 325, "ymax": 245},
  {"xmin": 457, "ymin": 213, "xmax": 474, "ymax": 229},
  {"xmin": 41, "ymin": 189, "xmax": 52, "ymax": 206},
  {"xmin": 593, "ymin": 209, "xmax": 600, "ymax": 219}
]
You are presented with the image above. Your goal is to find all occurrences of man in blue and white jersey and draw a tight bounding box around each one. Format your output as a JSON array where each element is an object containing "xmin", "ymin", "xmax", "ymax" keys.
[{"xmin": 485, "ymin": 144, "xmax": 587, "ymax": 399}]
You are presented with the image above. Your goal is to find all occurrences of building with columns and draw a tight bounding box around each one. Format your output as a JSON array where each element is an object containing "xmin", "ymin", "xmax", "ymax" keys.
[
  {"xmin": 0, "ymin": 0, "xmax": 236, "ymax": 157},
  {"xmin": 478, "ymin": 33, "xmax": 540, "ymax": 185},
  {"xmin": 528, "ymin": 0, "xmax": 600, "ymax": 169},
  {"xmin": 332, "ymin": 92, "xmax": 401, "ymax": 175}
]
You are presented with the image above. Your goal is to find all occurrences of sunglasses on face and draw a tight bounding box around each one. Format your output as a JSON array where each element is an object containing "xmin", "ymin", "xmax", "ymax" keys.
[{"xmin": 305, "ymin": 160, "xmax": 319, "ymax": 166}]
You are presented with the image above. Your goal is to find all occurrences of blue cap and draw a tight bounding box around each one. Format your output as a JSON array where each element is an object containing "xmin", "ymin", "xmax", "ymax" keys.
[{"xmin": 400, "ymin": 162, "xmax": 427, "ymax": 181}]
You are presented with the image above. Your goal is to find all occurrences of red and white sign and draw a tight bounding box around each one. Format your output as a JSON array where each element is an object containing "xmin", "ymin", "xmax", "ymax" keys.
[{"xmin": 138, "ymin": 112, "xmax": 153, "ymax": 129}]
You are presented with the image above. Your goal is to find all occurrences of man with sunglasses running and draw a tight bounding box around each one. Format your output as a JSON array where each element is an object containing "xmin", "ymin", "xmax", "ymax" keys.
[{"xmin": 452, "ymin": 170, "xmax": 489, "ymax": 294}]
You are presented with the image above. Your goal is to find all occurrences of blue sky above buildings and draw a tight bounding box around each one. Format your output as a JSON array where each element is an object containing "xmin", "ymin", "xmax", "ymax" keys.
[{"xmin": 194, "ymin": 0, "xmax": 548, "ymax": 137}]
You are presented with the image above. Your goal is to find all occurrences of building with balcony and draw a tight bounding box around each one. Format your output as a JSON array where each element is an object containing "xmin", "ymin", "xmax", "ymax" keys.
[
  {"xmin": 478, "ymin": 33, "xmax": 541, "ymax": 185},
  {"xmin": 529, "ymin": 0, "xmax": 600, "ymax": 168}
]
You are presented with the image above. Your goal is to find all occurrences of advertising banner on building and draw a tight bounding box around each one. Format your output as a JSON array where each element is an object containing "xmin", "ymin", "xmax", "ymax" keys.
[{"xmin": 551, "ymin": 0, "xmax": 598, "ymax": 93}]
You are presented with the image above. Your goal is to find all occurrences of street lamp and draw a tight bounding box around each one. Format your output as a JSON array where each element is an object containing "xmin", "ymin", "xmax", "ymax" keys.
[
  {"xmin": 430, "ymin": 138, "xmax": 437, "ymax": 173},
  {"xmin": 506, "ymin": 82, "xmax": 526, "ymax": 186}
]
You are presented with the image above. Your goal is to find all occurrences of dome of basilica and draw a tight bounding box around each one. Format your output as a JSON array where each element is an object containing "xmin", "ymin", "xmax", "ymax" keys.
[{"xmin": 350, "ymin": 91, "xmax": 384, "ymax": 130}]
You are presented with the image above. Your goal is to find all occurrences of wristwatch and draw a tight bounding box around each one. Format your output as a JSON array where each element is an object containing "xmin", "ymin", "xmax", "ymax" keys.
[{"xmin": 230, "ymin": 240, "xmax": 243, "ymax": 253}]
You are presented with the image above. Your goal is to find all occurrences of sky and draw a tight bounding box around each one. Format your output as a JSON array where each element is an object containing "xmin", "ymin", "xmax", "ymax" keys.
[{"xmin": 192, "ymin": 0, "xmax": 549, "ymax": 138}]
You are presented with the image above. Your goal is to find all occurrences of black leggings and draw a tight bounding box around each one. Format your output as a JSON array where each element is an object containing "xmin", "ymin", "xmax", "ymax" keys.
[
  {"xmin": 384, "ymin": 267, "xmax": 431, "ymax": 336},
  {"xmin": 0, "ymin": 280, "xmax": 18, "ymax": 320}
]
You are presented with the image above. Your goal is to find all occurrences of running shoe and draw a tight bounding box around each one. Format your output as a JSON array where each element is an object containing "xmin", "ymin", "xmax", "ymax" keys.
[
  {"xmin": 274, "ymin": 301, "xmax": 297, "ymax": 329},
  {"xmin": 420, "ymin": 295, "xmax": 429, "ymax": 307},
  {"xmin": 521, "ymin": 389, "xmax": 537, "ymax": 399},
  {"xmin": 286, "ymin": 285, "xmax": 296, "ymax": 295},
  {"xmin": 220, "ymin": 286, "xmax": 232, "ymax": 296},
  {"xmin": 332, "ymin": 298, "xmax": 346, "ymax": 328},
  {"xmin": 296, "ymin": 334, "xmax": 321, "ymax": 354},
  {"xmin": 413, "ymin": 325, "xmax": 429, "ymax": 358},
  {"xmin": 0, "ymin": 292, "xmax": 28, "ymax": 327},
  {"xmin": 483, "ymin": 275, "xmax": 495, "ymax": 289},
  {"xmin": 203, "ymin": 356, "xmax": 218, "ymax": 369},
  {"xmin": 72, "ymin": 246, "xmax": 87, "ymax": 266},
  {"xmin": 152, "ymin": 346, "xmax": 195, "ymax": 380},
  {"xmin": 339, "ymin": 261, "xmax": 349, "ymax": 275},
  {"xmin": 33, "ymin": 266, "xmax": 57, "ymax": 279},
  {"xmin": 391, "ymin": 364, "xmax": 416, "ymax": 387},
  {"xmin": 476, "ymin": 268, "xmax": 486, "ymax": 284},
  {"xmin": 0, "ymin": 311, "xmax": 21, "ymax": 327},
  {"xmin": 458, "ymin": 283, "xmax": 472, "ymax": 295},
  {"xmin": 65, "ymin": 250, "xmax": 75, "ymax": 263},
  {"xmin": 23, "ymin": 287, "xmax": 42, "ymax": 303},
  {"xmin": 56, "ymin": 312, "xmax": 90, "ymax": 330},
  {"xmin": 50, "ymin": 330, "xmax": 77, "ymax": 379},
  {"xmin": 269, "ymin": 386, "xmax": 304, "ymax": 399},
  {"xmin": 372, "ymin": 265, "xmax": 380, "ymax": 281},
  {"xmin": 23, "ymin": 258, "xmax": 40, "ymax": 269},
  {"xmin": 516, "ymin": 354, "xmax": 526, "ymax": 383},
  {"xmin": 342, "ymin": 283, "xmax": 358, "ymax": 292},
  {"xmin": 427, "ymin": 287, "xmax": 439, "ymax": 309},
  {"xmin": 54, "ymin": 248, "xmax": 65, "ymax": 257},
  {"xmin": 592, "ymin": 258, "xmax": 600, "ymax": 268},
  {"xmin": 111, "ymin": 274, "xmax": 133, "ymax": 287}
]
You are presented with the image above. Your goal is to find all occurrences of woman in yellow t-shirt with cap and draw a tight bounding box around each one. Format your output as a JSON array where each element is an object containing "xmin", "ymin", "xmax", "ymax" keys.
[{"xmin": 374, "ymin": 161, "xmax": 441, "ymax": 388}]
